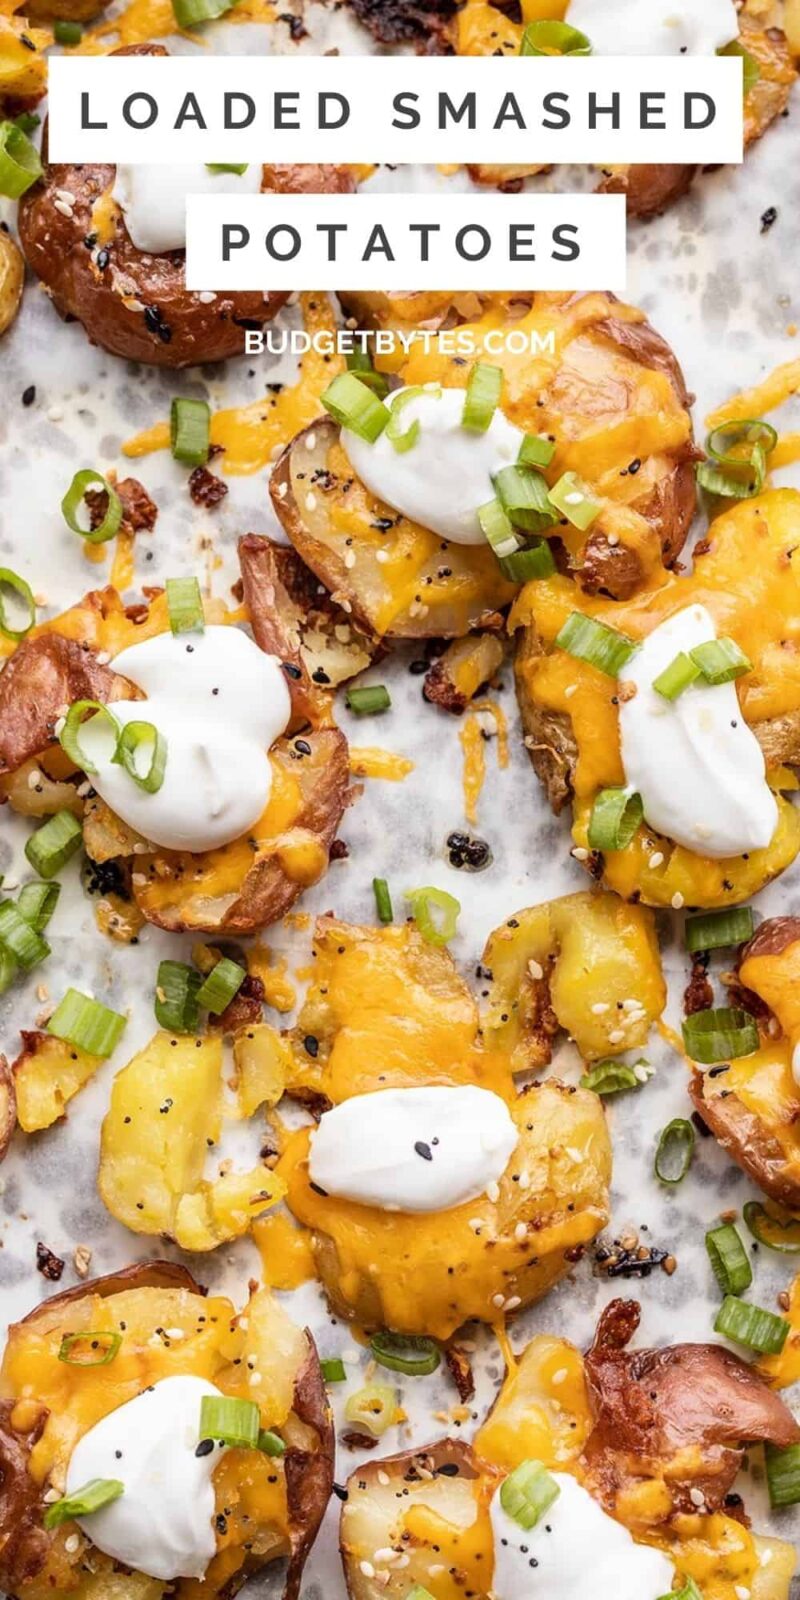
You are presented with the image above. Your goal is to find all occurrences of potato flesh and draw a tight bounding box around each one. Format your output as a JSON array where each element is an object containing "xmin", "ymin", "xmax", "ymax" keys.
[
  {"xmin": 481, "ymin": 890, "xmax": 665, "ymax": 1070},
  {"xmin": 475, "ymin": 1332, "xmax": 591, "ymax": 1471},
  {"xmin": 98, "ymin": 1032, "xmax": 284, "ymax": 1250},
  {"xmin": 342, "ymin": 1457, "xmax": 491, "ymax": 1600},
  {"xmin": 14, "ymin": 1035, "xmax": 102, "ymax": 1134}
]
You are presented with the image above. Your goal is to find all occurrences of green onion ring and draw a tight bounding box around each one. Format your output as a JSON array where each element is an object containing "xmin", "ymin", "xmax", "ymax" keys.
[
  {"xmin": 587, "ymin": 788, "xmax": 643, "ymax": 852},
  {"xmin": 765, "ymin": 1442, "xmax": 800, "ymax": 1509},
  {"xmin": 58, "ymin": 1331, "xmax": 122, "ymax": 1367},
  {"xmin": 654, "ymin": 1118, "xmax": 695, "ymax": 1185},
  {"xmin": 405, "ymin": 887, "xmax": 460, "ymax": 948},
  {"xmin": 47, "ymin": 988, "xmax": 127, "ymax": 1058},
  {"xmin": 500, "ymin": 1460, "xmax": 560, "ymax": 1529},
  {"xmin": 17, "ymin": 881, "xmax": 60, "ymax": 932},
  {"xmin": 547, "ymin": 470, "xmax": 601, "ymax": 532},
  {"xmin": 113, "ymin": 720, "xmax": 168, "ymax": 794},
  {"xmin": 499, "ymin": 540, "xmax": 555, "ymax": 583},
  {"xmin": 345, "ymin": 685, "xmax": 392, "ymax": 716},
  {"xmin": 0, "ymin": 119, "xmax": 43, "ymax": 200},
  {"xmin": 195, "ymin": 956, "xmax": 246, "ymax": 1015},
  {"xmin": 154, "ymin": 959, "xmax": 202, "ymax": 1034},
  {"xmin": 170, "ymin": 397, "xmax": 210, "ymax": 467},
  {"xmin": 369, "ymin": 1332, "xmax": 441, "ymax": 1376},
  {"xmin": 554, "ymin": 612, "xmax": 638, "ymax": 675},
  {"xmin": 199, "ymin": 1394, "xmax": 260, "ymax": 1448},
  {"xmin": 685, "ymin": 907, "xmax": 755, "ymax": 954},
  {"xmin": 0, "ymin": 899, "xmax": 49, "ymax": 971},
  {"xmin": 24, "ymin": 810, "xmax": 82, "ymax": 880},
  {"xmin": 321, "ymin": 372, "xmax": 390, "ymax": 443},
  {"xmin": 579, "ymin": 1060, "xmax": 644, "ymax": 1096},
  {"xmin": 518, "ymin": 433, "xmax": 555, "ymax": 469},
  {"xmin": 743, "ymin": 1201, "xmax": 800, "ymax": 1254},
  {"xmin": 44, "ymin": 1478, "xmax": 124, "ymax": 1531},
  {"xmin": 461, "ymin": 363, "xmax": 502, "ymax": 434},
  {"xmin": 61, "ymin": 470, "xmax": 123, "ymax": 544},
  {"xmin": 0, "ymin": 568, "xmax": 36, "ymax": 641},
  {"xmin": 520, "ymin": 20, "xmax": 591, "ymax": 55},
  {"xmin": 652, "ymin": 651, "xmax": 701, "ymax": 702},
  {"xmin": 681, "ymin": 1007, "xmax": 759, "ymax": 1065},
  {"xmin": 373, "ymin": 877, "xmax": 393, "ymax": 925},
  {"xmin": 713, "ymin": 1294, "xmax": 789, "ymax": 1354},
  {"xmin": 166, "ymin": 576, "xmax": 205, "ymax": 636},
  {"xmin": 58, "ymin": 700, "xmax": 120, "ymax": 776},
  {"xmin": 257, "ymin": 1428, "xmax": 287, "ymax": 1456},
  {"xmin": 478, "ymin": 497, "xmax": 521, "ymax": 562},
  {"xmin": 705, "ymin": 1223, "xmax": 753, "ymax": 1296}
]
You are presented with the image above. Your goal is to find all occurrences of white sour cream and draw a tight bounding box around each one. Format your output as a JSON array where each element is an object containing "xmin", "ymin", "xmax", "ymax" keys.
[
  {"xmin": 490, "ymin": 1473, "xmax": 675, "ymax": 1600},
  {"xmin": 112, "ymin": 163, "xmax": 263, "ymax": 254},
  {"xmin": 308, "ymin": 1085, "xmax": 518, "ymax": 1212},
  {"xmin": 66, "ymin": 1375, "xmax": 228, "ymax": 1581},
  {"xmin": 84, "ymin": 624, "xmax": 290, "ymax": 853},
  {"xmin": 341, "ymin": 386, "xmax": 524, "ymax": 546},
  {"xmin": 618, "ymin": 604, "xmax": 777, "ymax": 859},
  {"xmin": 567, "ymin": 0, "xmax": 738, "ymax": 55}
]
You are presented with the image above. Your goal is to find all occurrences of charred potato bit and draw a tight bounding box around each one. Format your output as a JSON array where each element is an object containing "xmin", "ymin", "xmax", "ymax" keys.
[
  {"xmin": 271, "ymin": 291, "xmax": 696, "ymax": 620},
  {"xmin": 423, "ymin": 632, "xmax": 505, "ymax": 714},
  {"xmin": 0, "ymin": 1264, "xmax": 333, "ymax": 1599},
  {"xmin": 513, "ymin": 488, "xmax": 800, "ymax": 908},
  {"xmin": 480, "ymin": 890, "xmax": 665, "ymax": 1072},
  {"xmin": 279, "ymin": 915, "xmax": 610, "ymax": 1339},
  {"xmin": 98, "ymin": 1030, "xmax": 286, "ymax": 1250},
  {"xmin": 689, "ymin": 915, "xmax": 800, "ymax": 1207}
]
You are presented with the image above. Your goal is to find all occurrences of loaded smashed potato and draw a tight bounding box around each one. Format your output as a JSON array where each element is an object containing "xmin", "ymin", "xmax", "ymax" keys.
[
  {"xmin": 341, "ymin": 1300, "xmax": 799, "ymax": 1600},
  {"xmin": 270, "ymin": 895, "xmax": 667, "ymax": 1340},
  {"xmin": 0, "ymin": 1262, "xmax": 334, "ymax": 1599}
]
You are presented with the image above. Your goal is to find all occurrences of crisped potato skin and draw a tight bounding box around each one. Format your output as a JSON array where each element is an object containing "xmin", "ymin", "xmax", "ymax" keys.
[
  {"xmin": 583, "ymin": 1300, "xmax": 800, "ymax": 1528},
  {"xmin": 0, "ymin": 633, "xmax": 123, "ymax": 775},
  {"xmin": 0, "ymin": 1263, "xmax": 334, "ymax": 1600},
  {"xmin": 281, "ymin": 1079, "xmax": 611, "ymax": 1340}
]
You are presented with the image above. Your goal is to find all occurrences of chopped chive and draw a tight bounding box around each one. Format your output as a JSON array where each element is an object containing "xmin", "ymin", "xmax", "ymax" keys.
[{"xmin": 373, "ymin": 877, "xmax": 393, "ymax": 925}]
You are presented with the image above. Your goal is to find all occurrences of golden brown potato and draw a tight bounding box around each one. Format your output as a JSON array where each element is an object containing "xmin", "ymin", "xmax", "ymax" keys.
[
  {"xmin": 0, "ymin": 229, "xmax": 23, "ymax": 339},
  {"xmin": 689, "ymin": 915, "xmax": 800, "ymax": 1207},
  {"xmin": 422, "ymin": 632, "xmax": 505, "ymax": 714},
  {"xmin": 513, "ymin": 487, "xmax": 800, "ymax": 909},
  {"xmin": 12, "ymin": 1031, "xmax": 103, "ymax": 1136},
  {"xmin": 270, "ymin": 291, "xmax": 697, "ymax": 620},
  {"xmin": 17, "ymin": 48, "xmax": 354, "ymax": 368},
  {"xmin": 278, "ymin": 914, "xmax": 612, "ymax": 1339},
  {"xmin": 98, "ymin": 1030, "xmax": 286, "ymax": 1250},
  {"xmin": 0, "ymin": 1262, "xmax": 334, "ymax": 1600},
  {"xmin": 474, "ymin": 1330, "xmax": 592, "ymax": 1473},
  {"xmin": 480, "ymin": 890, "xmax": 665, "ymax": 1072},
  {"xmin": 0, "ymin": 1056, "xmax": 15, "ymax": 1162}
]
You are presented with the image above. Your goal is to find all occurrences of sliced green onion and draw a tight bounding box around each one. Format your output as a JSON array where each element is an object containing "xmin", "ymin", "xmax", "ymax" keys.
[
  {"xmin": 500, "ymin": 540, "xmax": 556, "ymax": 584},
  {"xmin": 765, "ymin": 1442, "xmax": 800, "ymax": 1509},
  {"xmin": 206, "ymin": 162, "xmax": 248, "ymax": 175},
  {"xmin": 579, "ymin": 1060, "xmax": 645, "ymax": 1095},
  {"xmin": 0, "ymin": 899, "xmax": 49, "ymax": 970},
  {"xmin": 554, "ymin": 611, "xmax": 638, "ymax": 675},
  {"xmin": 478, "ymin": 498, "xmax": 521, "ymax": 562},
  {"xmin": 0, "ymin": 947, "xmax": 17, "ymax": 995},
  {"xmin": 166, "ymin": 576, "xmax": 204, "ymax": 636},
  {"xmin": 61, "ymin": 470, "xmax": 122, "ymax": 545},
  {"xmin": 718, "ymin": 39, "xmax": 761, "ymax": 98},
  {"xmin": 58, "ymin": 1331, "xmax": 122, "ymax": 1367},
  {"xmin": 518, "ymin": 433, "xmax": 555, "ymax": 469},
  {"xmin": 655, "ymin": 1118, "xmax": 695, "ymax": 1185},
  {"xmin": 14, "ymin": 112, "xmax": 40, "ymax": 136},
  {"xmin": 195, "ymin": 956, "xmax": 246, "ymax": 1015},
  {"xmin": 743, "ymin": 1201, "xmax": 800, "ymax": 1254},
  {"xmin": 170, "ymin": 397, "xmax": 210, "ymax": 467},
  {"xmin": 321, "ymin": 373, "xmax": 390, "ymax": 444},
  {"xmin": 58, "ymin": 700, "xmax": 120, "ymax": 776},
  {"xmin": 171, "ymin": 0, "xmax": 235, "ymax": 28},
  {"xmin": 658, "ymin": 1583, "xmax": 703, "ymax": 1600},
  {"xmin": 548, "ymin": 471, "xmax": 601, "ymax": 532},
  {"xmin": 17, "ymin": 881, "xmax": 60, "ymax": 933},
  {"xmin": 462, "ymin": 363, "xmax": 502, "ymax": 434},
  {"xmin": 689, "ymin": 637, "xmax": 752, "ymax": 685},
  {"xmin": 652, "ymin": 651, "xmax": 702, "ymax": 702},
  {"xmin": 713, "ymin": 1295, "xmax": 789, "ymax": 1355},
  {"xmin": 257, "ymin": 1428, "xmax": 286, "ymax": 1456},
  {"xmin": 682, "ymin": 1007, "xmax": 759, "ymax": 1064},
  {"xmin": 407, "ymin": 1589, "xmax": 436, "ymax": 1600},
  {"xmin": 346, "ymin": 348, "xmax": 389, "ymax": 399},
  {"xmin": 48, "ymin": 989, "xmax": 126, "ymax": 1058},
  {"xmin": 685, "ymin": 907, "xmax": 755, "ymax": 954},
  {"xmin": 154, "ymin": 959, "xmax": 202, "ymax": 1034},
  {"xmin": 44, "ymin": 1478, "xmax": 124, "ymax": 1531},
  {"xmin": 199, "ymin": 1395, "xmax": 259, "ymax": 1449},
  {"xmin": 345, "ymin": 685, "xmax": 391, "ymax": 716},
  {"xmin": 705, "ymin": 1223, "xmax": 753, "ymax": 1296},
  {"xmin": 321, "ymin": 1357, "xmax": 346, "ymax": 1383},
  {"xmin": 0, "ymin": 568, "xmax": 36, "ymax": 641},
  {"xmin": 370, "ymin": 1332, "xmax": 441, "ymax": 1377},
  {"xmin": 54, "ymin": 18, "xmax": 82, "ymax": 42},
  {"xmin": 0, "ymin": 119, "xmax": 43, "ymax": 199},
  {"xmin": 520, "ymin": 19, "xmax": 591, "ymax": 54},
  {"xmin": 587, "ymin": 788, "xmax": 642, "ymax": 852},
  {"xmin": 25, "ymin": 811, "xmax": 82, "ymax": 880},
  {"xmin": 344, "ymin": 1383, "xmax": 397, "ymax": 1437},
  {"xmin": 493, "ymin": 464, "xmax": 556, "ymax": 533},
  {"xmin": 113, "ymin": 721, "xmax": 167, "ymax": 794},
  {"xmin": 499, "ymin": 1460, "xmax": 560, "ymax": 1529},
  {"xmin": 697, "ymin": 417, "xmax": 775, "ymax": 499},
  {"xmin": 386, "ymin": 386, "xmax": 430, "ymax": 454},
  {"xmin": 373, "ymin": 877, "xmax": 393, "ymax": 925},
  {"xmin": 405, "ymin": 887, "xmax": 460, "ymax": 949}
]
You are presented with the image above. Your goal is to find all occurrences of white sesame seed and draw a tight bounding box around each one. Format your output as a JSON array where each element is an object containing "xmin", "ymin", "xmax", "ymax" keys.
[
  {"xmin": 360, "ymin": 1562, "xmax": 375, "ymax": 1579},
  {"xmin": 591, "ymin": 1001, "xmax": 609, "ymax": 1015},
  {"xmin": 43, "ymin": 1487, "xmax": 61, "ymax": 1504},
  {"xmin": 514, "ymin": 1222, "xmax": 527, "ymax": 1242},
  {"xmin": 468, "ymin": 1217, "xmax": 485, "ymax": 1232},
  {"xmin": 486, "ymin": 1180, "xmax": 500, "ymax": 1203},
  {"xmin": 492, "ymin": 1292, "xmax": 505, "ymax": 1309},
  {"xmin": 375, "ymin": 549, "xmax": 389, "ymax": 563},
  {"xmin": 528, "ymin": 959, "xmax": 544, "ymax": 981},
  {"xmin": 377, "ymin": 1470, "xmax": 390, "ymax": 1487},
  {"xmin": 305, "ymin": 492, "xmax": 317, "ymax": 511},
  {"xmin": 621, "ymin": 998, "xmax": 639, "ymax": 1012},
  {"xmin": 608, "ymin": 1029, "xmax": 625, "ymax": 1045},
  {"xmin": 551, "ymin": 1368, "xmax": 568, "ymax": 1385},
  {"xmin": 518, "ymin": 1170, "xmax": 530, "ymax": 1190},
  {"xmin": 671, "ymin": 892, "xmax": 685, "ymax": 909},
  {"xmin": 504, "ymin": 1295, "xmax": 521, "ymax": 1311},
  {"xmin": 344, "ymin": 550, "xmax": 356, "ymax": 569},
  {"xmin": 165, "ymin": 1327, "xmax": 184, "ymax": 1340},
  {"xmin": 373, "ymin": 1549, "xmax": 395, "ymax": 1565},
  {"xmin": 734, "ymin": 1588, "xmax": 751, "ymax": 1600},
  {"xmin": 249, "ymin": 1371, "xmax": 263, "ymax": 1387},
  {"xmin": 564, "ymin": 683, "xmax": 578, "ymax": 698},
  {"xmin": 689, "ymin": 1487, "xmax": 705, "ymax": 1507},
  {"xmin": 607, "ymin": 532, "xmax": 620, "ymax": 547},
  {"xmin": 65, "ymin": 1534, "xmax": 81, "ymax": 1553},
  {"xmin": 275, "ymin": 482, "xmax": 288, "ymax": 500},
  {"xmin": 649, "ymin": 851, "xmax": 664, "ymax": 868},
  {"xmin": 572, "ymin": 846, "xmax": 589, "ymax": 861},
  {"xmin": 53, "ymin": 199, "xmax": 74, "ymax": 218}
]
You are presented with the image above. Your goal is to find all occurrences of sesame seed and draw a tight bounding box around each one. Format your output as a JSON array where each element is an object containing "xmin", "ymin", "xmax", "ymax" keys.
[
  {"xmin": 528, "ymin": 959, "xmax": 544, "ymax": 981},
  {"xmin": 591, "ymin": 1002, "xmax": 609, "ymax": 1015},
  {"xmin": 360, "ymin": 1562, "xmax": 375, "ymax": 1579},
  {"xmin": 492, "ymin": 1293, "xmax": 505, "ymax": 1309},
  {"xmin": 608, "ymin": 1029, "xmax": 625, "ymax": 1045},
  {"xmin": 649, "ymin": 851, "xmax": 664, "ymax": 868},
  {"xmin": 572, "ymin": 846, "xmax": 589, "ymax": 861},
  {"xmin": 671, "ymin": 892, "xmax": 685, "ymax": 909}
]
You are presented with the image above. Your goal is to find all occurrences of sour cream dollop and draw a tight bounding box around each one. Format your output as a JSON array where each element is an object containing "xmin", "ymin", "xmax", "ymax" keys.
[
  {"xmin": 567, "ymin": 0, "xmax": 738, "ymax": 55},
  {"xmin": 490, "ymin": 1473, "xmax": 675, "ymax": 1600},
  {"xmin": 341, "ymin": 385, "xmax": 524, "ymax": 546},
  {"xmin": 66, "ymin": 1375, "xmax": 229, "ymax": 1581},
  {"xmin": 112, "ymin": 164, "xmax": 263, "ymax": 255},
  {"xmin": 308, "ymin": 1085, "xmax": 519, "ymax": 1212},
  {"xmin": 618, "ymin": 604, "xmax": 777, "ymax": 858},
  {"xmin": 84, "ymin": 625, "xmax": 291, "ymax": 853}
]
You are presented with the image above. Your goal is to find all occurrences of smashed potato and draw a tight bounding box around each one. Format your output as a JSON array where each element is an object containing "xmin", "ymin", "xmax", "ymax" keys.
[
  {"xmin": 480, "ymin": 890, "xmax": 665, "ymax": 1072},
  {"xmin": 271, "ymin": 292, "xmax": 696, "ymax": 626},
  {"xmin": 512, "ymin": 488, "xmax": 800, "ymax": 908},
  {"xmin": 0, "ymin": 1263, "xmax": 333, "ymax": 1600},
  {"xmin": 689, "ymin": 916, "xmax": 800, "ymax": 1208},
  {"xmin": 98, "ymin": 1031, "xmax": 285, "ymax": 1251},
  {"xmin": 12, "ymin": 1032, "xmax": 103, "ymax": 1135}
]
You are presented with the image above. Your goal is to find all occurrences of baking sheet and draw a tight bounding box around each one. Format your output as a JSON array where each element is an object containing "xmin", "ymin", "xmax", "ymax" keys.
[{"xmin": 1, "ymin": 7, "xmax": 800, "ymax": 1595}]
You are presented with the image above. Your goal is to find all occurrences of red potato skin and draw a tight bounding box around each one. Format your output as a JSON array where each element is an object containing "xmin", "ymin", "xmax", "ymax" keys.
[
  {"xmin": 0, "ymin": 634, "xmax": 128, "ymax": 776},
  {"xmin": 582, "ymin": 1299, "xmax": 800, "ymax": 1519},
  {"xmin": 1, "ymin": 1262, "xmax": 334, "ymax": 1600},
  {"xmin": 0, "ymin": 1057, "xmax": 16, "ymax": 1162}
]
